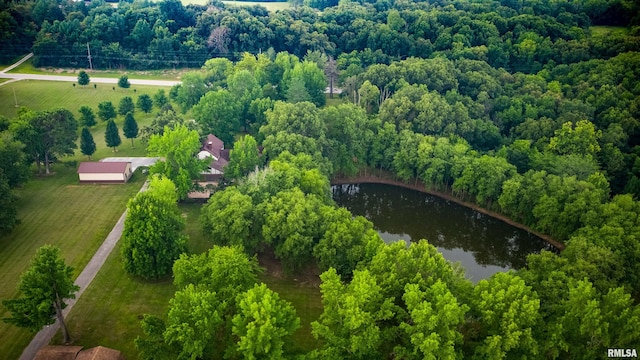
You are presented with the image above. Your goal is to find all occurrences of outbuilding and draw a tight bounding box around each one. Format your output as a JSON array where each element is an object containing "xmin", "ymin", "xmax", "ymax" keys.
[{"xmin": 77, "ymin": 161, "xmax": 132, "ymax": 183}]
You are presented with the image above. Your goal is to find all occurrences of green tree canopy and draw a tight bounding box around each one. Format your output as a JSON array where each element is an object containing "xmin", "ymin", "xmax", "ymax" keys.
[
  {"xmin": 77, "ymin": 70, "xmax": 90, "ymax": 86},
  {"xmin": 200, "ymin": 187, "xmax": 258, "ymax": 252},
  {"xmin": 78, "ymin": 105, "xmax": 96, "ymax": 127},
  {"xmin": 118, "ymin": 96, "xmax": 135, "ymax": 116},
  {"xmin": 2, "ymin": 245, "xmax": 79, "ymax": 343},
  {"xmin": 97, "ymin": 101, "xmax": 116, "ymax": 122},
  {"xmin": 104, "ymin": 119, "xmax": 121, "ymax": 151},
  {"xmin": 80, "ymin": 127, "xmax": 96, "ymax": 160},
  {"xmin": 225, "ymin": 135, "xmax": 260, "ymax": 180},
  {"xmin": 230, "ymin": 283, "xmax": 300, "ymax": 359},
  {"xmin": 118, "ymin": 75, "xmax": 130, "ymax": 89},
  {"xmin": 123, "ymin": 112, "xmax": 139, "ymax": 147},
  {"xmin": 121, "ymin": 184, "xmax": 187, "ymax": 279},
  {"xmin": 147, "ymin": 124, "xmax": 208, "ymax": 200},
  {"xmin": 137, "ymin": 94, "xmax": 153, "ymax": 113}
]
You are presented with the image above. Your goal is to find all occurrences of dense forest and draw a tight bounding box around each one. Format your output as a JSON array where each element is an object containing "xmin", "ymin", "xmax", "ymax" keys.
[{"xmin": 2, "ymin": 0, "xmax": 640, "ymax": 358}]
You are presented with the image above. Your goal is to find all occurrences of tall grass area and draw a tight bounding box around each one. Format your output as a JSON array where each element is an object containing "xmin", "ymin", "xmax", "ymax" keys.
[
  {"xmin": 221, "ymin": 0, "xmax": 290, "ymax": 11},
  {"xmin": 0, "ymin": 165, "xmax": 146, "ymax": 359}
]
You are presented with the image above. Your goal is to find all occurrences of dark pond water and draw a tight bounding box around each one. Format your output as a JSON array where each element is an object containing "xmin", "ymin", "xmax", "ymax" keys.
[{"xmin": 332, "ymin": 183, "xmax": 558, "ymax": 282}]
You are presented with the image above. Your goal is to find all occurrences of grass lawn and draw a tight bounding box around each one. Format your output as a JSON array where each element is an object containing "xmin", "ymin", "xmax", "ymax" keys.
[
  {"xmin": 0, "ymin": 80, "xmax": 171, "ymax": 120},
  {"xmin": 221, "ymin": 0, "xmax": 290, "ymax": 11},
  {"xmin": 0, "ymin": 165, "xmax": 146, "ymax": 360},
  {"xmin": 8, "ymin": 57, "xmax": 191, "ymax": 80},
  {"xmin": 590, "ymin": 25, "xmax": 629, "ymax": 37}
]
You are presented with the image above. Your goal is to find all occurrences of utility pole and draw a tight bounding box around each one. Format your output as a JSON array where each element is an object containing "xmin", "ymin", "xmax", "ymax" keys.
[{"xmin": 87, "ymin": 43, "xmax": 93, "ymax": 71}]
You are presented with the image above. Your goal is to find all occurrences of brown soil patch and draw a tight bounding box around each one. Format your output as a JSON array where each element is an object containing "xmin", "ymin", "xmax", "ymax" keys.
[{"xmin": 258, "ymin": 247, "xmax": 321, "ymax": 287}]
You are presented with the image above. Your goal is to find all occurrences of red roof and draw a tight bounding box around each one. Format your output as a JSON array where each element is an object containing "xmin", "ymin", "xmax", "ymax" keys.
[{"xmin": 78, "ymin": 162, "xmax": 130, "ymax": 174}]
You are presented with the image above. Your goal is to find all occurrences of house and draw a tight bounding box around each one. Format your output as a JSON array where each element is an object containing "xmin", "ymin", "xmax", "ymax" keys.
[
  {"xmin": 198, "ymin": 134, "xmax": 230, "ymax": 181},
  {"xmin": 77, "ymin": 161, "xmax": 132, "ymax": 183},
  {"xmin": 34, "ymin": 345, "xmax": 125, "ymax": 360}
]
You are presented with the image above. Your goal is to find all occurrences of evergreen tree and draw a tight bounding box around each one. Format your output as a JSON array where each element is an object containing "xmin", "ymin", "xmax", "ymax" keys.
[
  {"xmin": 285, "ymin": 76, "xmax": 311, "ymax": 103},
  {"xmin": 80, "ymin": 127, "xmax": 96, "ymax": 159},
  {"xmin": 105, "ymin": 120, "xmax": 121, "ymax": 151},
  {"xmin": 123, "ymin": 112, "xmax": 139, "ymax": 147}
]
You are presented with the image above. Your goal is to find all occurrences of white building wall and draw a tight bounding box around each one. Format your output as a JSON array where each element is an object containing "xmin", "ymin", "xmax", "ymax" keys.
[{"xmin": 79, "ymin": 173, "xmax": 125, "ymax": 182}]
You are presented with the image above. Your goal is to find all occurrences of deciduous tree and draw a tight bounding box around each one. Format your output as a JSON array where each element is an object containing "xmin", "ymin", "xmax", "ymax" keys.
[
  {"xmin": 147, "ymin": 124, "xmax": 209, "ymax": 200},
  {"xmin": 77, "ymin": 70, "xmax": 89, "ymax": 86},
  {"xmin": 118, "ymin": 96, "xmax": 135, "ymax": 116},
  {"xmin": 230, "ymin": 283, "xmax": 300, "ymax": 359},
  {"xmin": 2, "ymin": 245, "xmax": 79, "ymax": 344},
  {"xmin": 97, "ymin": 101, "xmax": 116, "ymax": 122},
  {"xmin": 137, "ymin": 94, "xmax": 153, "ymax": 113},
  {"xmin": 78, "ymin": 105, "xmax": 96, "ymax": 127},
  {"xmin": 118, "ymin": 75, "xmax": 130, "ymax": 89},
  {"xmin": 225, "ymin": 135, "xmax": 260, "ymax": 180},
  {"xmin": 121, "ymin": 183, "xmax": 187, "ymax": 279}
]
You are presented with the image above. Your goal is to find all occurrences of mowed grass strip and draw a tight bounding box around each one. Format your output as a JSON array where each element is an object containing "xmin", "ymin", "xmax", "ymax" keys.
[
  {"xmin": 0, "ymin": 165, "xmax": 146, "ymax": 360},
  {"xmin": 0, "ymin": 80, "xmax": 170, "ymax": 119}
]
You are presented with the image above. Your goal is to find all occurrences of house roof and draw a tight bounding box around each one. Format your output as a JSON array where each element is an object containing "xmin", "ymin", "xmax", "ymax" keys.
[
  {"xmin": 202, "ymin": 134, "xmax": 224, "ymax": 159},
  {"xmin": 34, "ymin": 346, "xmax": 124, "ymax": 360},
  {"xmin": 34, "ymin": 345, "xmax": 83, "ymax": 360},
  {"xmin": 78, "ymin": 162, "xmax": 130, "ymax": 174},
  {"xmin": 201, "ymin": 134, "xmax": 230, "ymax": 172},
  {"xmin": 76, "ymin": 346, "xmax": 125, "ymax": 360}
]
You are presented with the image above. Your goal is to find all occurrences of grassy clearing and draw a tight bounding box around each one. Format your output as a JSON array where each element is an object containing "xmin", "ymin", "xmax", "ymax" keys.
[
  {"xmin": 0, "ymin": 80, "xmax": 170, "ymax": 120},
  {"xmin": 8, "ymin": 57, "xmax": 190, "ymax": 80},
  {"xmin": 590, "ymin": 25, "xmax": 629, "ymax": 37},
  {"xmin": 221, "ymin": 0, "xmax": 290, "ymax": 11},
  {"xmin": 0, "ymin": 165, "xmax": 146, "ymax": 360}
]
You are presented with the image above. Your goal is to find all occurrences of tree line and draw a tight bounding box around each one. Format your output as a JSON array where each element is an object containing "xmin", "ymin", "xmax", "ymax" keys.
[{"xmin": 2, "ymin": 0, "xmax": 638, "ymax": 69}]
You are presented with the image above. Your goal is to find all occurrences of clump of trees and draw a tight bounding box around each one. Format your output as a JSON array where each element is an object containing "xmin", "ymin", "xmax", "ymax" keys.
[{"xmin": 120, "ymin": 176, "xmax": 186, "ymax": 279}]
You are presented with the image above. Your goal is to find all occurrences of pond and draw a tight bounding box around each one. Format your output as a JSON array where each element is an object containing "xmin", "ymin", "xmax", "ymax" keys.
[{"xmin": 332, "ymin": 183, "xmax": 558, "ymax": 282}]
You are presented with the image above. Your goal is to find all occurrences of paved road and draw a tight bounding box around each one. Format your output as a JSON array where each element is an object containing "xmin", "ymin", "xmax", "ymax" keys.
[
  {"xmin": 19, "ymin": 180, "xmax": 150, "ymax": 360},
  {"xmin": 0, "ymin": 72, "xmax": 180, "ymax": 87},
  {"xmin": 0, "ymin": 53, "xmax": 180, "ymax": 87}
]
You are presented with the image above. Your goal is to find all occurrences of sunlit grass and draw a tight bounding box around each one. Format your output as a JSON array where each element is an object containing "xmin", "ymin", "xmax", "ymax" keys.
[{"xmin": 0, "ymin": 166, "xmax": 146, "ymax": 360}]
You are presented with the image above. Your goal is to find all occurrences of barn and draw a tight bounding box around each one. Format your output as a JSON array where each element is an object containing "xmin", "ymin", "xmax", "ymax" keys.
[{"xmin": 77, "ymin": 161, "xmax": 132, "ymax": 183}]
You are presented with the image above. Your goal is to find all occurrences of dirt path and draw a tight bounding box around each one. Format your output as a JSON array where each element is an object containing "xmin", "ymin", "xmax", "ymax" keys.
[
  {"xmin": 19, "ymin": 180, "xmax": 149, "ymax": 360},
  {"xmin": 331, "ymin": 172, "xmax": 565, "ymax": 250}
]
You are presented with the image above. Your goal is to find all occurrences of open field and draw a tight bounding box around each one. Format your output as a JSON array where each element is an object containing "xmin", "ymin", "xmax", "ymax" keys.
[
  {"xmin": 0, "ymin": 80, "xmax": 171, "ymax": 120},
  {"xmin": 7, "ymin": 57, "xmax": 189, "ymax": 80},
  {"xmin": 0, "ymin": 165, "xmax": 146, "ymax": 359},
  {"xmin": 590, "ymin": 25, "xmax": 630, "ymax": 37},
  {"xmin": 221, "ymin": 0, "xmax": 290, "ymax": 11}
]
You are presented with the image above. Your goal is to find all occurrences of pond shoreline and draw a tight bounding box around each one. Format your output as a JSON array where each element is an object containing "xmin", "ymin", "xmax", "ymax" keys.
[{"xmin": 331, "ymin": 172, "xmax": 565, "ymax": 251}]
